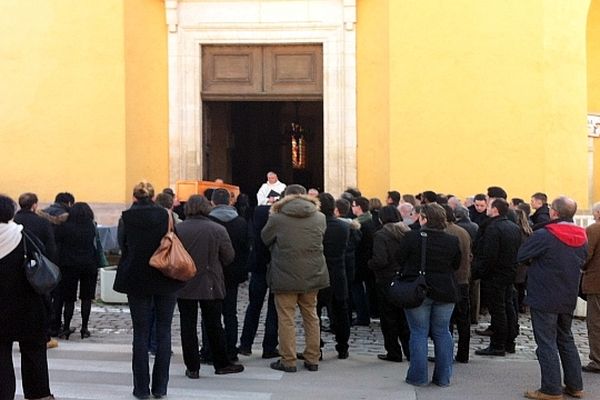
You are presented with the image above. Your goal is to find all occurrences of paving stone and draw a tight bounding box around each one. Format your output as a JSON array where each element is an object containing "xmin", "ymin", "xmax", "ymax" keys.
[{"xmin": 64, "ymin": 281, "xmax": 591, "ymax": 361}]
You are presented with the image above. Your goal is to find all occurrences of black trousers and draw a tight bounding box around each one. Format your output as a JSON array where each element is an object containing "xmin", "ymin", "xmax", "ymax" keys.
[
  {"xmin": 317, "ymin": 288, "xmax": 351, "ymax": 353},
  {"xmin": 450, "ymin": 283, "xmax": 471, "ymax": 361},
  {"xmin": 487, "ymin": 283, "xmax": 519, "ymax": 350},
  {"xmin": 0, "ymin": 339, "xmax": 51, "ymax": 400},
  {"xmin": 178, "ymin": 299, "xmax": 229, "ymax": 372},
  {"xmin": 49, "ymin": 285, "xmax": 64, "ymax": 334},
  {"xmin": 201, "ymin": 283, "xmax": 239, "ymax": 361},
  {"xmin": 376, "ymin": 282, "xmax": 410, "ymax": 360}
]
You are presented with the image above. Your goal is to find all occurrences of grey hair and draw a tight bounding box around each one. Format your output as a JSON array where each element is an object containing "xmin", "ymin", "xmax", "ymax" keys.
[
  {"xmin": 592, "ymin": 202, "xmax": 600, "ymax": 214},
  {"xmin": 454, "ymin": 205, "xmax": 471, "ymax": 221},
  {"xmin": 398, "ymin": 203, "xmax": 414, "ymax": 214},
  {"xmin": 448, "ymin": 196, "xmax": 461, "ymax": 208}
]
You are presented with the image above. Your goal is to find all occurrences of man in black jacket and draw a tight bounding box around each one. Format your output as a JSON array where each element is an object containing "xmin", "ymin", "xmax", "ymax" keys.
[
  {"xmin": 40, "ymin": 192, "xmax": 74, "ymax": 339},
  {"xmin": 317, "ymin": 193, "xmax": 351, "ymax": 359},
  {"xmin": 351, "ymin": 196, "xmax": 376, "ymax": 325},
  {"xmin": 13, "ymin": 192, "xmax": 59, "ymax": 349},
  {"xmin": 531, "ymin": 192, "xmax": 551, "ymax": 229},
  {"xmin": 14, "ymin": 193, "xmax": 57, "ymax": 262},
  {"xmin": 468, "ymin": 193, "xmax": 490, "ymax": 226},
  {"xmin": 335, "ymin": 198, "xmax": 362, "ymax": 324},
  {"xmin": 238, "ymin": 205, "xmax": 279, "ymax": 359},
  {"xmin": 473, "ymin": 198, "xmax": 521, "ymax": 356},
  {"xmin": 208, "ymin": 189, "xmax": 250, "ymax": 361}
]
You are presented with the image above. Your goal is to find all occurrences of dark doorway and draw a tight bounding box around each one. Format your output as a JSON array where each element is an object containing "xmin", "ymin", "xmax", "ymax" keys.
[{"xmin": 203, "ymin": 101, "xmax": 323, "ymax": 205}]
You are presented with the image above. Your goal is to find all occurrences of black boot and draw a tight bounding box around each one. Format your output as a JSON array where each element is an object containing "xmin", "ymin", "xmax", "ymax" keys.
[
  {"xmin": 61, "ymin": 301, "xmax": 75, "ymax": 340},
  {"xmin": 81, "ymin": 299, "xmax": 92, "ymax": 339}
]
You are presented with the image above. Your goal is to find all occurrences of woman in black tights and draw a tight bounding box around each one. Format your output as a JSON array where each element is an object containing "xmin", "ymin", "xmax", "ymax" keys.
[{"xmin": 55, "ymin": 202, "xmax": 98, "ymax": 339}]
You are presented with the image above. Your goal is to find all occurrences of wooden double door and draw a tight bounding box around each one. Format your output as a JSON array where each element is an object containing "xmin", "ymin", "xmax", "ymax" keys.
[{"xmin": 201, "ymin": 45, "xmax": 324, "ymax": 201}]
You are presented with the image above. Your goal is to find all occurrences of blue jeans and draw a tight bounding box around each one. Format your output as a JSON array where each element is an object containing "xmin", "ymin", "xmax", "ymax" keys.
[
  {"xmin": 404, "ymin": 297, "xmax": 455, "ymax": 386},
  {"xmin": 128, "ymin": 294, "xmax": 177, "ymax": 398},
  {"xmin": 530, "ymin": 308, "xmax": 583, "ymax": 395},
  {"xmin": 239, "ymin": 272, "xmax": 278, "ymax": 352}
]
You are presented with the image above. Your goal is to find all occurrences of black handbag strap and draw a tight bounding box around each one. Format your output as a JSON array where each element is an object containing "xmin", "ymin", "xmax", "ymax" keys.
[
  {"xmin": 419, "ymin": 231, "xmax": 428, "ymax": 275},
  {"xmin": 22, "ymin": 231, "xmax": 28, "ymax": 260},
  {"xmin": 22, "ymin": 230, "xmax": 40, "ymax": 252}
]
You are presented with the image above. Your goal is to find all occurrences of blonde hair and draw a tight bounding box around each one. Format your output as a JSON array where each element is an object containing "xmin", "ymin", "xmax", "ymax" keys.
[
  {"xmin": 133, "ymin": 181, "xmax": 155, "ymax": 200},
  {"xmin": 515, "ymin": 208, "xmax": 533, "ymax": 236}
]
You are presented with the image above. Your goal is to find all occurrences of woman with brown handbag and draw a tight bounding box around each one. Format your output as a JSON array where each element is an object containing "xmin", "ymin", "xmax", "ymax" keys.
[{"xmin": 113, "ymin": 182, "xmax": 185, "ymax": 400}]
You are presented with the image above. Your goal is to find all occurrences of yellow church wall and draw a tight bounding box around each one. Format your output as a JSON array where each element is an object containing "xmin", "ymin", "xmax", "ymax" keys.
[
  {"xmin": 541, "ymin": 1, "xmax": 589, "ymax": 207},
  {"xmin": 123, "ymin": 0, "xmax": 170, "ymax": 201},
  {"xmin": 357, "ymin": 0, "xmax": 590, "ymax": 207},
  {"xmin": 356, "ymin": 0, "xmax": 390, "ymax": 198},
  {"xmin": 0, "ymin": 1, "xmax": 127, "ymax": 204},
  {"xmin": 588, "ymin": 0, "xmax": 600, "ymax": 203}
]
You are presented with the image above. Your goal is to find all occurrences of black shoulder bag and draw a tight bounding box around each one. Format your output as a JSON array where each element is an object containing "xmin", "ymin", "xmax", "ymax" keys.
[
  {"xmin": 388, "ymin": 231, "xmax": 429, "ymax": 309},
  {"xmin": 22, "ymin": 231, "xmax": 62, "ymax": 295}
]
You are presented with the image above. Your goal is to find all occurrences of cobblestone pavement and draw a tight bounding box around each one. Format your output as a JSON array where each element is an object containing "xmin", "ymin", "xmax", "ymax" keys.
[{"xmin": 68, "ymin": 281, "xmax": 591, "ymax": 363}]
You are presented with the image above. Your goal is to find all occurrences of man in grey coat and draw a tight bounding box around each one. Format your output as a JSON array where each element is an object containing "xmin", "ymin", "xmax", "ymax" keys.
[{"xmin": 261, "ymin": 184, "xmax": 329, "ymax": 372}]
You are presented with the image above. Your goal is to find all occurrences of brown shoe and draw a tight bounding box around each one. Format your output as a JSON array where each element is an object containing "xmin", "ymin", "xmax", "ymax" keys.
[
  {"xmin": 524, "ymin": 389, "xmax": 563, "ymax": 400},
  {"xmin": 270, "ymin": 359, "xmax": 297, "ymax": 373},
  {"xmin": 563, "ymin": 386, "xmax": 584, "ymax": 398},
  {"xmin": 46, "ymin": 339, "xmax": 59, "ymax": 349}
]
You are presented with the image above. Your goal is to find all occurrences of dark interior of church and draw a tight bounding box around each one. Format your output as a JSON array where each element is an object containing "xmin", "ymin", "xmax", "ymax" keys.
[{"xmin": 203, "ymin": 101, "xmax": 323, "ymax": 204}]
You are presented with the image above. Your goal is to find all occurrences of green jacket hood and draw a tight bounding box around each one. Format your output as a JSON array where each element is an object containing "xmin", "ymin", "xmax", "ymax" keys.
[{"xmin": 271, "ymin": 194, "xmax": 320, "ymax": 218}]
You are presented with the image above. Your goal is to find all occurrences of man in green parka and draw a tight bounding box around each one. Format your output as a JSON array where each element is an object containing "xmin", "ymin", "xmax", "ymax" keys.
[{"xmin": 261, "ymin": 184, "xmax": 329, "ymax": 373}]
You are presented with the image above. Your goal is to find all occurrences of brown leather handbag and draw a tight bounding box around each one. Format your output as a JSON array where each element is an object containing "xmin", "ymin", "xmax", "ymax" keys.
[{"xmin": 149, "ymin": 211, "xmax": 197, "ymax": 281}]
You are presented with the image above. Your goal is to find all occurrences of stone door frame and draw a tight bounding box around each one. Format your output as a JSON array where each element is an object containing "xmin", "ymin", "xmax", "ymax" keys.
[{"xmin": 165, "ymin": 0, "xmax": 357, "ymax": 196}]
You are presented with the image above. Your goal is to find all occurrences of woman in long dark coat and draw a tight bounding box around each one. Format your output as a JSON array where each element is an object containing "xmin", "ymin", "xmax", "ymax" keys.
[
  {"xmin": 0, "ymin": 194, "xmax": 53, "ymax": 400},
  {"xmin": 55, "ymin": 202, "xmax": 98, "ymax": 339},
  {"xmin": 368, "ymin": 205, "xmax": 411, "ymax": 362},
  {"xmin": 114, "ymin": 182, "xmax": 185, "ymax": 399}
]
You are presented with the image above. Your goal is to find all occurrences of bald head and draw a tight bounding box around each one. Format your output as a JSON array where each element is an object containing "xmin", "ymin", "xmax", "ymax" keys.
[{"xmin": 550, "ymin": 196, "xmax": 577, "ymax": 220}]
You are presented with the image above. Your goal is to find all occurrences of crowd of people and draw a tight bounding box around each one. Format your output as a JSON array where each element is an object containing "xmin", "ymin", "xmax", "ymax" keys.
[{"xmin": 1, "ymin": 174, "xmax": 599, "ymax": 400}]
